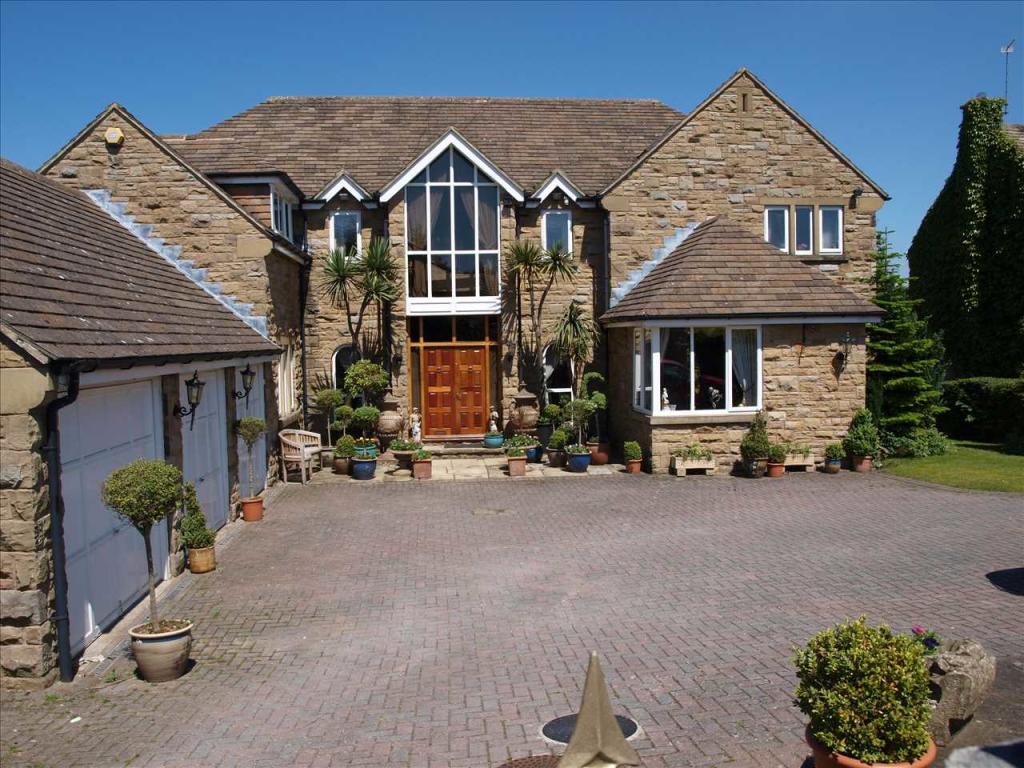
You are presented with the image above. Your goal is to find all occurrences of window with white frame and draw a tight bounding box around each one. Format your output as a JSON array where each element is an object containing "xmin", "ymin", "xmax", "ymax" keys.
[
  {"xmin": 271, "ymin": 186, "xmax": 296, "ymax": 242},
  {"xmin": 818, "ymin": 206, "xmax": 843, "ymax": 254},
  {"xmin": 764, "ymin": 206, "xmax": 788, "ymax": 252},
  {"xmin": 764, "ymin": 204, "xmax": 844, "ymax": 257},
  {"xmin": 542, "ymin": 210, "xmax": 572, "ymax": 253},
  {"xmin": 794, "ymin": 206, "xmax": 814, "ymax": 255},
  {"xmin": 277, "ymin": 343, "xmax": 297, "ymax": 415},
  {"xmin": 543, "ymin": 344, "xmax": 573, "ymax": 405},
  {"xmin": 405, "ymin": 147, "xmax": 500, "ymax": 303},
  {"xmin": 330, "ymin": 211, "xmax": 361, "ymax": 255},
  {"xmin": 633, "ymin": 325, "xmax": 761, "ymax": 415}
]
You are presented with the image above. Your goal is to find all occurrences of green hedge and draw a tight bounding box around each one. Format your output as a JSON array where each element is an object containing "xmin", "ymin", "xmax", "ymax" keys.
[{"xmin": 939, "ymin": 378, "xmax": 1024, "ymax": 441}]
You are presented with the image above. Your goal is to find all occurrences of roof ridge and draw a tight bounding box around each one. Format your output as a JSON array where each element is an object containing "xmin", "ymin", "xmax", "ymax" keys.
[{"xmin": 261, "ymin": 94, "xmax": 677, "ymax": 106}]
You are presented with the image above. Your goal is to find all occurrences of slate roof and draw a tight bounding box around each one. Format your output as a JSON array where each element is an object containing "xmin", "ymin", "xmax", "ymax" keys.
[
  {"xmin": 0, "ymin": 159, "xmax": 277, "ymax": 365},
  {"xmin": 165, "ymin": 96, "xmax": 685, "ymax": 198},
  {"xmin": 601, "ymin": 217, "xmax": 883, "ymax": 322}
]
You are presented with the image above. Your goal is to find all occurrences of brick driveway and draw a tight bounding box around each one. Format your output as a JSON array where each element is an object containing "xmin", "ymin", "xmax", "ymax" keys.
[{"xmin": 1, "ymin": 473, "xmax": 1022, "ymax": 768}]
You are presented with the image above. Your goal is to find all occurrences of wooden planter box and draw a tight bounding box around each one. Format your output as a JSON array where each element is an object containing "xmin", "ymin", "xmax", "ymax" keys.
[
  {"xmin": 784, "ymin": 453, "xmax": 815, "ymax": 471},
  {"xmin": 670, "ymin": 456, "xmax": 717, "ymax": 477}
]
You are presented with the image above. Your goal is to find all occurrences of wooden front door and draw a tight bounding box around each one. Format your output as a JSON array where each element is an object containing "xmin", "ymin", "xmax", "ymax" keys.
[{"xmin": 423, "ymin": 345, "xmax": 488, "ymax": 437}]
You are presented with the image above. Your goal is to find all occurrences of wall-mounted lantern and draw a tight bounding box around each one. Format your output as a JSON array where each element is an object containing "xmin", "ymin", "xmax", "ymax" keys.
[
  {"xmin": 833, "ymin": 331, "xmax": 855, "ymax": 375},
  {"xmin": 232, "ymin": 364, "xmax": 257, "ymax": 405},
  {"xmin": 175, "ymin": 371, "xmax": 206, "ymax": 430}
]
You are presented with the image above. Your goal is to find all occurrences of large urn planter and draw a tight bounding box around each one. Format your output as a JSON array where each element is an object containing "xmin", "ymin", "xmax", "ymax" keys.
[
  {"xmin": 805, "ymin": 729, "xmax": 936, "ymax": 768},
  {"xmin": 511, "ymin": 389, "xmax": 539, "ymax": 431},
  {"xmin": 187, "ymin": 546, "xmax": 216, "ymax": 574},
  {"xmin": 130, "ymin": 621, "xmax": 194, "ymax": 683},
  {"xmin": 587, "ymin": 440, "xmax": 610, "ymax": 465},
  {"xmin": 392, "ymin": 450, "xmax": 415, "ymax": 471},
  {"xmin": 240, "ymin": 497, "xmax": 263, "ymax": 522},
  {"xmin": 351, "ymin": 456, "xmax": 378, "ymax": 480},
  {"xmin": 850, "ymin": 454, "xmax": 873, "ymax": 473}
]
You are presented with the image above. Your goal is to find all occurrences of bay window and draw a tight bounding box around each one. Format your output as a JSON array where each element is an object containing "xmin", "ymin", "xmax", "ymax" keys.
[{"xmin": 633, "ymin": 325, "xmax": 761, "ymax": 415}]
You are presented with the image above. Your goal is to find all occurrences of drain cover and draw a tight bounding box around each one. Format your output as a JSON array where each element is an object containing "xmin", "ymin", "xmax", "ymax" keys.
[{"xmin": 541, "ymin": 713, "xmax": 638, "ymax": 744}]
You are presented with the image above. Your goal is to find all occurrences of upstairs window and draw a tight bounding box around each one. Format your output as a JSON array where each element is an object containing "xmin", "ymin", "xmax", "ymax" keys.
[
  {"xmin": 330, "ymin": 211, "xmax": 361, "ymax": 255},
  {"xmin": 764, "ymin": 206, "xmax": 788, "ymax": 251},
  {"xmin": 794, "ymin": 206, "xmax": 814, "ymax": 255},
  {"xmin": 819, "ymin": 206, "xmax": 843, "ymax": 254},
  {"xmin": 763, "ymin": 204, "xmax": 844, "ymax": 257},
  {"xmin": 271, "ymin": 186, "xmax": 296, "ymax": 242},
  {"xmin": 542, "ymin": 210, "xmax": 572, "ymax": 253}
]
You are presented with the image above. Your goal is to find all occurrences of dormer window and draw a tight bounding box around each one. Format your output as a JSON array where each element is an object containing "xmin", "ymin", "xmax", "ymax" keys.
[
  {"xmin": 542, "ymin": 210, "xmax": 572, "ymax": 253},
  {"xmin": 271, "ymin": 185, "xmax": 296, "ymax": 242},
  {"xmin": 330, "ymin": 211, "xmax": 361, "ymax": 255}
]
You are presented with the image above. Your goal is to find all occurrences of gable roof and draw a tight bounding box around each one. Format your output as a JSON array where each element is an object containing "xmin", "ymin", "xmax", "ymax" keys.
[
  {"xmin": 164, "ymin": 96, "xmax": 685, "ymax": 198},
  {"xmin": 602, "ymin": 69, "xmax": 890, "ymax": 200},
  {"xmin": 0, "ymin": 159, "xmax": 278, "ymax": 366},
  {"xmin": 601, "ymin": 216, "xmax": 882, "ymax": 323}
]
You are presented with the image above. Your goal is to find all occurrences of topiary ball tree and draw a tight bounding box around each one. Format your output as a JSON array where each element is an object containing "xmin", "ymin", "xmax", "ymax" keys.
[
  {"xmin": 101, "ymin": 459, "xmax": 183, "ymax": 628},
  {"xmin": 314, "ymin": 388, "xmax": 345, "ymax": 445},
  {"xmin": 794, "ymin": 617, "xmax": 932, "ymax": 764},
  {"xmin": 236, "ymin": 417, "xmax": 266, "ymax": 499},
  {"xmin": 344, "ymin": 360, "xmax": 389, "ymax": 404}
]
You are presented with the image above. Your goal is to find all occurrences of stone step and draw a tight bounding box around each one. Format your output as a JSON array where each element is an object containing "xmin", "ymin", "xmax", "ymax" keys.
[{"xmin": 421, "ymin": 442, "xmax": 506, "ymax": 458}]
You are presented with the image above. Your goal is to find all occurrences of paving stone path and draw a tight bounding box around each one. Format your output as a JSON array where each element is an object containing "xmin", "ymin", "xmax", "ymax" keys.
[{"xmin": 1, "ymin": 472, "xmax": 1021, "ymax": 768}]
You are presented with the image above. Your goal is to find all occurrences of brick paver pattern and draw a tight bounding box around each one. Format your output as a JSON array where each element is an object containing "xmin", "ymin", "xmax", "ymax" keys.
[{"xmin": 1, "ymin": 473, "xmax": 1021, "ymax": 768}]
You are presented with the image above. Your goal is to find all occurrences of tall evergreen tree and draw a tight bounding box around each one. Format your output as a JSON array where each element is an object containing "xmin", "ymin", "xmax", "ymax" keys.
[{"xmin": 867, "ymin": 234, "xmax": 945, "ymax": 439}]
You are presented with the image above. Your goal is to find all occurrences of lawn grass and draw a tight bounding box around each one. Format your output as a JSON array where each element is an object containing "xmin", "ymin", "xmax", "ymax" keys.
[{"xmin": 883, "ymin": 440, "xmax": 1024, "ymax": 493}]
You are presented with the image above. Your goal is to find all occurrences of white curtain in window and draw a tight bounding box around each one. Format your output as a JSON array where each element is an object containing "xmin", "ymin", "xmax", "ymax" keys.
[{"xmin": 732, "ymin": 330, "xmax": 756, "ymax": 407}]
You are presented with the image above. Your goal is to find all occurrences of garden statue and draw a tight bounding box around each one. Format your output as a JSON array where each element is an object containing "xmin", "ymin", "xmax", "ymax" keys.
[
  {"xmin": 662, "ymin": 387, "xmax": 670, "ymax": 410},
  {"xmin": 489, "ymin": 406, "xmax": 500, "ymax": 434},
  {"xmin": 410, "ymin": 407, "xmax": 421, "ymax": 442}
]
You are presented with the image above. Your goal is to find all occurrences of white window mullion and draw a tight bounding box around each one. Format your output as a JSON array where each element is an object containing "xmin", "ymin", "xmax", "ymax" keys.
[
  {"xmin": 725, "ymin": 328, "xmax": 733, "ymax": 413},
  {"xmin": 425, "ymin": 183, "xmax": 433, "ymax": 299},
  {"xmin": 689, "ymin": 327, "xmax": 695, "ymax": 411},
  {"xmin": 652, "ymin": 328, "xmax": 662, "ymax": 414}
]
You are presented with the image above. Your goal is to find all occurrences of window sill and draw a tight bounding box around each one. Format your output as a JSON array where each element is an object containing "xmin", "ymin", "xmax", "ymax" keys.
[
  {"xmin": 799, "ymin": 254, "xmax": 846, "ymax": 263},
  {"xmin": 649, "ymin": 411, "xmax": 758, "ymax": 426}
]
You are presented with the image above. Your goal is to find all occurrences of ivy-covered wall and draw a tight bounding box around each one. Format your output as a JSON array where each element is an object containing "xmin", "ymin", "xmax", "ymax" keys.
[{"xmin": 907, "ymin": 98, "xmax": 1024, "ymax": 377}]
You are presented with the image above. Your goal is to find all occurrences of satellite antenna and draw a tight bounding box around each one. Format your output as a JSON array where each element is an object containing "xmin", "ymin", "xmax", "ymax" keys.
[{"xmin": 1002, "ymin": 39, "xmax": 1015, "ymax": 115}]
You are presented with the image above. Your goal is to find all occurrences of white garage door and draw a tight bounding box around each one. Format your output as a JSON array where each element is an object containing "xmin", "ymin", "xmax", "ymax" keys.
[
  {"xmin": 181, "ymin": 369, "xmax": 230, "ymax": 530},
  {"xmin": 235, "ymin": 365, "xmax": 267, "ymax": 499},
  {"xmin": 61, "ymin": 379, "xmax": 169, "ymax": 655}
]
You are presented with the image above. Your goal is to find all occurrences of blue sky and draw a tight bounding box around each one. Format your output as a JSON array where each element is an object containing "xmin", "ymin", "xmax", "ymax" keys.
[{"xmin": 1, "ymin": 1, "xmax": 1021, "ymax": 258}]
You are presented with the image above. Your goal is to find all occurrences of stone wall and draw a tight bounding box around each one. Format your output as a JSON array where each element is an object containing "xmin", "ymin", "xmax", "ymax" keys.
[
  {"xmin": 607, "ymin": 323, "xmax": 867, "ymax": 473},
  {"xmin": 604, "ymin": 73, "xmax": 884, "ymax": 301},
  {"xmin": 222, "ymin": 183, "xmax": 272, "ymax": 228},
  {"xmin": 0, "ymin": 338, "xmax": 55, "ymax": 687}
]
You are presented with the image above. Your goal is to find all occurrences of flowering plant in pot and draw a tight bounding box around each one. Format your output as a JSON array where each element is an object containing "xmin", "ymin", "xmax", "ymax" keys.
[
  {"xmin": 843, "ymin": 409, "xmax": 880, "ymax": 472},
  {"xmin": 388, "ymin": 437, "xmax": 421, "ymax": 470},
  {"xmin": 546, "ymin": 428, "xmax": 569, "ymax": 467},
  {"xmin": 794, "ymin": 617, "xmax": 935, "ymax": 768},
  {"xmin": 412, "ymin": 448, "xmax": 433, "ymax": 480},
  {"xmin": 352, "ymin": 435, "xmax": 378, "ymax": 458},
  {"xmin": 101, "ymin": 459, "xmax": 193, "ymax": 683},
  {"xmin": 505, "ymin": 433, "xmax": 542, "ymax": 462},
  {"xmin": 536, "ymin": 403, "xmax": 561, "ymax": 448},
  {"xmin": 235, "ymin": 417, "xmax": 266, "ymax": 521},
  {"xmin": 506, "ymin": 446, "xmax": 528, "ymax": 477},
  {"xmin": 180, "ymin": 484, "xmax": 216, "ymax": 575},
  {"xmin": 334, "ymin": 434, "xmax": 356, "ymax": 474},
  {"xmin": 739, "ymin": 412, "xmax": 771, "ymax": 478},
  {"xmin": 565, "ymin": 443, "xmax": 591, "ymax": 473},
  {"xmin": 767, "ymin": 442, "xmax": 788, "ymax": 478},
  {"xmin": 623, "ymin": 441, "xmax": 643, "ymax": 474},
  {"xmin": 823, "ymin": 443, "xmax": 844, "ymax": 474}
]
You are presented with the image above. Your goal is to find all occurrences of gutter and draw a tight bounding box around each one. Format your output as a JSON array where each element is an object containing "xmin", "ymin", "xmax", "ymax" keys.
[
  {"xmin": 298, "ymin": 208, "xmax": 311, "ymax": 429},
  {"xmin": 43, "ymin": 364, "xmax": 81, "ymax": 683}
]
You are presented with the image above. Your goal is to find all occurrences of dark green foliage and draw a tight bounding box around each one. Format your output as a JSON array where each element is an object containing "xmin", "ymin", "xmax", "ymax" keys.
[
  {"xmin": 235, "ymin": 417, "xmax": 266, "ymax": 448},
  {"xmin": 881, "ymin": 427, "xmax": 948, "ymax": 458},
  {"xmin": 539, "ymin": 403, "xmax": 562, "ymax": 424},
  {"xmin": 867, "ymin": 235, "xmax": 946, "ymax": 442},
  {"xmin": 908, "ymin": 98, "xmax": 1024, "ymax": 377},
  {"xmin": 413, "ymin": 448, "xmax": 432, "ymax": 461},
  {"xmin": 843, "ymin": 409, "xmax": 881, "ymax": 457},
  {"xmin": 739, "ymin": 412, "xmax": 770, "ymax": 460},
  {"xmin": 506, "ymin": 447, "xmax": 525, "ymax": 458},
  {"xmin": 940, "ymin": 377, "xmax": 1024, "ymax": 445},
  {"xmin": 824, "ymin": 443, "xmax": 845, "ymax": 461},
  {"xmin": 565, "ymin": 443, "xmax": 590, "ymax": 455},
  {"xmin": 547, "ymin": 428, "xmax": 569, "ymax": 450},
  {"xmin": 388, "ymin": 438, "xmax": 421, "ymax": 452},
  {"xmin": 351, "ymin": 405, "xmax": 380, "ymax": 436},
  {"xmin": 504, "ymin": 434, "xmax": 536, "ymax": 450},
  {"xmin": 623, "ymin": 441, "xmax": 642, "ymax": 461},
  {"xmin": 794, "ymin": 618, "xmax": 931, "ymax": 763},
  {"xmin": 334, "ymin": 434, "xmax": 356, "ymax": 458},
  {"xmin": 101, "ymin": 459, "xmax": 182, "ymax": 531},
  {"xmin": 180, "ymin": 485, "xmax": 214, "ymax": 549},
  {"xmin": 344, "ymin": 360, "xmax": 389, "ymax": 402},
  {"xmin": 768, "ymin": 442, "xmax": 788, "ymax": 464}
]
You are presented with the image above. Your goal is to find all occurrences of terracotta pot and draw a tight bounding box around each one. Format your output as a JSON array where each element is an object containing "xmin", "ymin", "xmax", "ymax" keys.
[
  {"xmin": 130, "ymin": 621, "xmax": 193, "ymax": 683},
  {"xmin": 507, "ymin": 456, "xmax": 527, "ymax": 477},
  {"xmin": 188, "ymin": 546, "xmax": 216, "ymax": 574},
  {"xmin": 766, "ymin": 462, "xmax": 786, "ymax": 478},
  {"xmin": 805, "ymin": 727, "xmax": 936, "ymax": 768},
  {"xmin": 850, "ymin": 455, "xmax": 873, "ymax": 473},
  {"xmin": 587, "ymin": 441, "xmax": 610, "ymax": 465},
  {"xmin": 743, "ymin": 457, "xmax": 768, "ymax": 478},
  {"xmin": 625, "ymin": 459, "xmax": 642, "ymax": 474},
  {"xmin": 823, "ymin": 459, "xmax": 842, "ymax": 474},
  {"xmin": 240, "ymin": 497, "xmax": 263, "ymax": 522},
  {"xmin": 413, "ymin": 459, "xmax": 432, "ymax": 480},
  {"xmin": 333, "ymin": 457, "xmax": 351, "ymax": 475},
  {"xmin": 547, "ymin": 449, "xmax": 567, "ymax": 468}
]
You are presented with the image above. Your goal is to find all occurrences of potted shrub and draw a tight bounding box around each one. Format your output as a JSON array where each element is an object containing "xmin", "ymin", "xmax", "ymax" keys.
[
  {"xmin": 101, "ymin": 459, "xmax": 193, "ymax": 683},
  {"xmin": 351, "ymin": 446, "xmax": 378, "ymax": 480},
  {"xmin": 483, "ymin": 431, "xmax": 504, "ymax": 449},
  {"xmin": 343, "ymin": 359, "xmax": 390, "ymax": 405},
  {"xmin": 739, "ymin": 412, "xmax": 771, "ymax": 478},
  {"xmin": 767, "ymin": 442, "xmax": 788, "ymax": 478},
  {"xmin": 506, "ymin": 446, "xmax": 528, "ymax": 477},
  {"xmin": 823, "ymin": 443, "xmax": 844, "ymax": 474},
  {"xmin": 331, "ymin": 404, "xmax": 354, "ymax": 439},
  {"xmin": 180, "ymin": 484, "xmax": 216, "ymax": 574},
  {"xmin": 546, "ymin": 428, "xmax": 569, "ymax": 468},
  {"xmin": 235, "ymin": 417, "xmax": 266, "ymax": 521},
  {"xmin": 536, "ymin": 403, "xmax": 561, "ymax": 448},
  {"xmin": 389, "ymin": 437, "xmax": 421, "ymax": 471},
  {"xmin": 352, "ymin": 405, "xmax": 381, "ymax": 440},
  {"xmin": 671, "ymin": 443, "xmax": 716, "ymax": 476},
  {"xmin": 843, "ymin": 409, "xmax": 880, "ymax": 472},
  {"xmin": 412, "ymin": 448, "xmax": 433, "ymax": 480},
  {"xmin": 565, "ymin": 443, "xmax": 591, "ymax": 473},
  {"xmin": 580, "ymin": 373, "xmax": 609, "ymax": 464},
  {"xmin": 795, "ymin": 617, "xmax": 936, "ymax": 768},
  {"xmin": 505, "ymin": 434, "xmax": 541, "ymax": 463},
  {"xmin": 353, "ymin": 436, "xmax": 378, "ymax": 459},
  {"xmin": 315, "ymin": 387, "xmax": 345, "ymax": 447},
  {"xmin": 623, "ymin": 441, "xmax": 643, "ymax": 474},
  {"xmin": 334, "ymin": 434, "xmax": 356, "ymax": 475}
]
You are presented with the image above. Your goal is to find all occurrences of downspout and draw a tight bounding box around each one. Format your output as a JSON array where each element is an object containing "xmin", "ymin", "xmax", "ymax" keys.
[
  {"xmin": 601, "ymin": 208, "xmax": 611, "ymax": 442},
  {"xmin": 43, "ymin": 363, "xmax": 81, "ymax": 683},
  {"xmin": 298, "ymin": 208, "xmax": 311, "ymax": 429}
]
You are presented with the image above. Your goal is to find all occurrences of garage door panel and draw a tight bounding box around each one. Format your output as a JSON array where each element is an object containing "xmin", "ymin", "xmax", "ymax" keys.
[{"xmin": 182, "ymin": 370, "xmax": 229, "ymax": 531}]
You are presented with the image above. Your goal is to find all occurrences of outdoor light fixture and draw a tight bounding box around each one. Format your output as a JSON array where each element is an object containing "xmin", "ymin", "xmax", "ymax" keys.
[
  {"xmin": 851, "ymin": 186, "xmax": 864, "ymax": 209},
  {"xmin": 232, "ymin": 364, "xmax": 257, "ymax": 404},
  {"xmin": 834, "ymin": 331, "xmax": 855, "ymax": 374},
  {"xmin": 176, "ymin": 370, "xmax": 206, "ymax": 430}
]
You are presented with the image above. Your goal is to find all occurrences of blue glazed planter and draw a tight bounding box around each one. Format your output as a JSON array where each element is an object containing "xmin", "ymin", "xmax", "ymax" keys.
[
  {"xmin": 483, "ymin": 434, "xmax": 504, "ymax": 449},
  {"xmin": 351, "ymin": 458, "xmax": 377, "ymax": 480},
  {"xmin": 566, "ymin": 453, "xmax": 591, "ymax": 473},
  {"xmin": 354, "ymin": 444, "xmax": 377, "ymax": 459},
  {"xmin": 525, "ymin": 444, "xmax": 544, "ymax": 463}
]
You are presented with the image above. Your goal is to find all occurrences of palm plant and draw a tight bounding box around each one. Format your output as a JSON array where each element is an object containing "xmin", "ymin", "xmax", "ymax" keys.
[
  {"xmin": 322, "ymin": 245, "xmax": 364, "ymax": 347},
  {"xmin": 553, "ymin": 300, "xmax": 601, "ymax": 442}
]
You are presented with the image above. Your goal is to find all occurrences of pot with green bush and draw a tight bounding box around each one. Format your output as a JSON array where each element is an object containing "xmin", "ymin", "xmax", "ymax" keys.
[
  {"xmin": 565, "ymin": 443, "xmax": 591, "ymax": 473},
  {"xmin": 412, "ymin": 448, "xmax": 433, "ymax": 480},
  {"xmin": 235, "ymin": 417, "xmax": 266, "ymax": 521},
  {"xmin": 507, "ymin": 446, "xmax": 528, "ymax": 477},
  {"xmin": 180, "ymin": 484, "xmax": 216, "ymax": 574},
  {"xmin": 505, "ymin": 434, "xmax": 541, "ymax": 463},
  {"xmin": 351, "ymin": 451, "xmax": 378, "ymax": 480},
  {"xmin": 739, "ymin": 412, "xmax": 771, "ymax": 478},
  {"xmin": 843, "ymin": 409, "xmax": 880, "ymax": 472},
  {"xmin": 671, "ymin": 443, "xmax": 716, "ymax": 476},
  {"xmin": 767, "ymin": 442, "xmax": 788, "ymax": 478},
  {"xmin": 546, "ymin": 428, "xmax": 569, "ymax": 467},
  {"xmin": 334, "ymin": 435, "xmax": 356, "ymax": 475},
  {"xmin": 483, "ymin": 431, "xmax": 504, "ymax": 449},
  {"xmin": 795, "ymin": 617, "xmax": 936, "ymax": 768},
  {"xmin": 101, "ymin": 459, "xmax": 193, "ymax": 683},
  {"xmin": 389, "ymin": 438, "xmax": 421, "ymax": 471},
  {"xmin": 623, "ymin": 441, "xmax": 643, "ymax": 474},
  {"xmin": 823, "ymin": 443, "xmax": 844, "ymax": 474},
  {"xmin": 536, "ymin": 403, "xmax": 561, "ymax": 448},
  {"xmin": 352, "ymin": 405, "xmax": 381, "ymax": 440},
  {"xmin": 353, "ymin": 436, "xmax": 378, "ymax": 459}
]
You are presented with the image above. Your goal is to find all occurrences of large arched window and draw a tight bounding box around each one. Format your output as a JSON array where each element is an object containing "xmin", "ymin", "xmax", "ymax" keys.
[
  {"xmin": 543, "ymin": 344, "xmax": 573, "ymax": 405},
  {"xmin": 332, "ymin": 344, "xmax": 357, "ymax": 391}
]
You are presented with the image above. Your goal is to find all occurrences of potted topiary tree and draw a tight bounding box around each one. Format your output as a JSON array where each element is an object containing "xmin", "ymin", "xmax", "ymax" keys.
[
  {"xmin": 344, "ymin": 359, "xmax": 389, "ymax": 405},
  {"xmin": 580, "ymin": 373, "xmax": 609, "ymax": 464},
  {"xmin": 623, "ymin": 441, "xmax": 643, "ymax": 474},
  {"xmin": 412, "ymin": 448, "xmax": 433, "ymax": 480},
  {"xmin": 767, "ymin": 442, "xmax": 788, "ymax": 478},
  {"xmin": 352, "ymin": 405, "xmax": 381, "ymax": 443},
  {"xmin": 739, "ymin": 412, "xmax": 771, "ymax": 478},
  {"xmin": 795, "ymin": 617, "xmax": 936, "ymax": 768},
  {"xmin": 536, "ymin": 403, "xmax": 561, "ymax": 448},
  {"xmin": 315, "ymin": 387, "xmax": 345, "ymax": 447},
  {"xmin": 546, "ymin": 427, "xmax": 569, "ymax": 467},
  {"xmin": 235, "ymin": 417, "xmax": 267, "ymax": 521},
  {"xmin": 823, "ymin": 443, "xmax": 844, "ymax": 474},
  {"xmin": 843, "ymin": 409, "xmax": 880, "ymax": 472},
  {"xmin": 334, "ymin": 434, "xmax": 356, "ymax": 475},
  {"xmin": 333, "ymin": 404, "xmax": 354, "ymax": 437},
  {"xmin": 101, "ymin": 459, "xmax": 193, "ymax": 683},
  {"xmin": 180, "ymin": 483, "xmax": 216, "ymax": 574}
]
